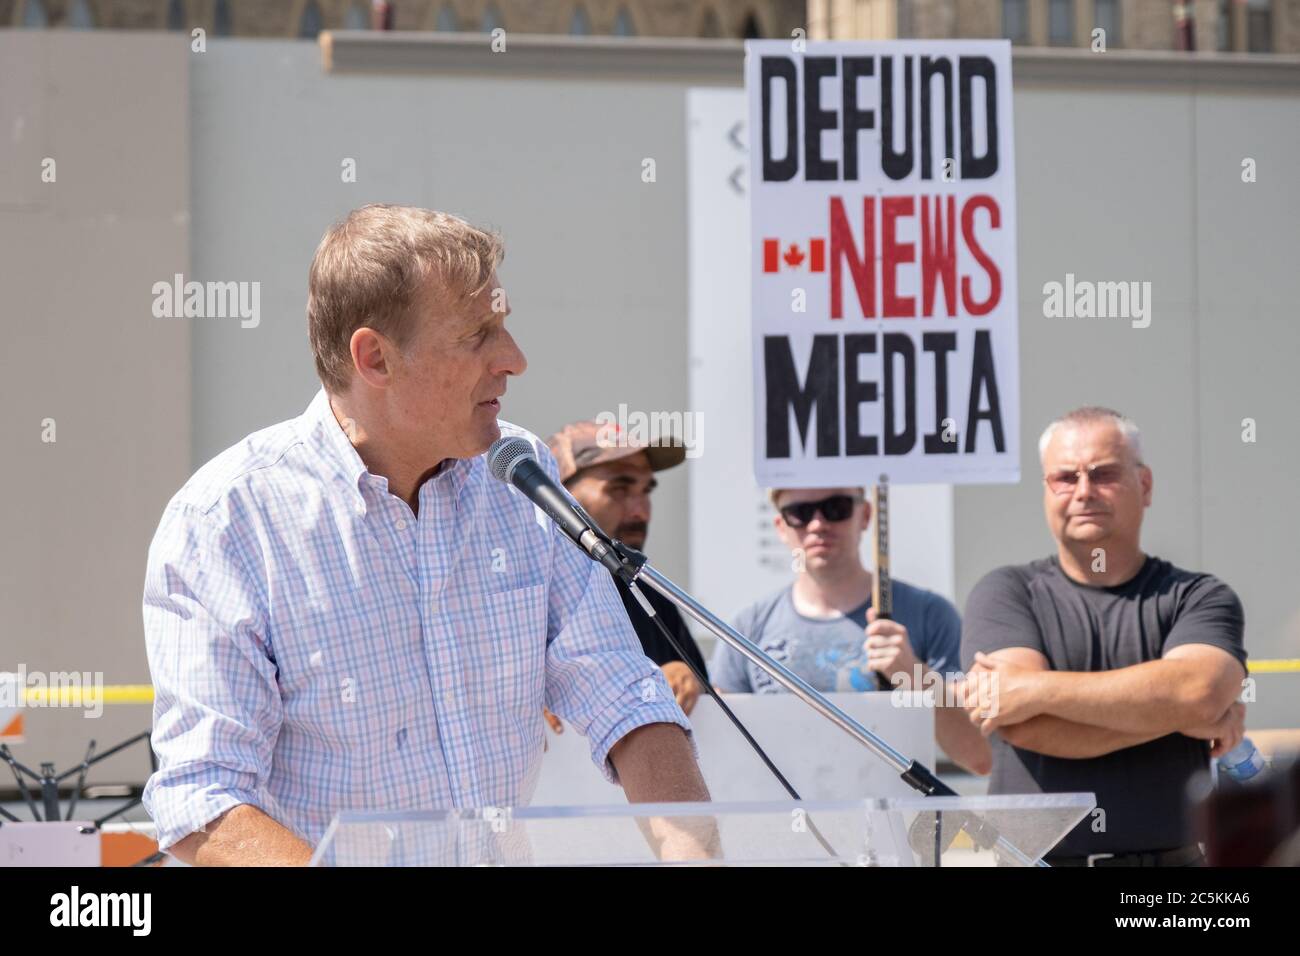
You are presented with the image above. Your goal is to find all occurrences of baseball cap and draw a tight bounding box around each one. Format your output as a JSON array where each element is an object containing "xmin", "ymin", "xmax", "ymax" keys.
[{"xmin": 545, "ymin": 419, "xmax": 686, "ymax": 484}]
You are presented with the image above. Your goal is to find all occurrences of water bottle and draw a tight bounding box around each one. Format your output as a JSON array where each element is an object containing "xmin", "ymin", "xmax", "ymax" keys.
[{"xmin": 1217, "ymin": 737, "xmax": 1267, "ymax": 782}]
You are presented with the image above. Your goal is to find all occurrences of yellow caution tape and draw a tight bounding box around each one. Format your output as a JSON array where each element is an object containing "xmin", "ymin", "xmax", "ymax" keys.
[
  {"xmin": 1247, "ymin": 659, "xmax": 1300, "ymax": 674},
  {"xmin": 22, "ymin": 684, "xmax": 155, "ymax": 706}
]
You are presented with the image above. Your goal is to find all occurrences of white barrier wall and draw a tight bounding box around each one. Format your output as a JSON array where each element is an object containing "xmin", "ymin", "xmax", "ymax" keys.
[{"xmin": 531, "ymin": 692, "xmax": 935, "ymax": 805}]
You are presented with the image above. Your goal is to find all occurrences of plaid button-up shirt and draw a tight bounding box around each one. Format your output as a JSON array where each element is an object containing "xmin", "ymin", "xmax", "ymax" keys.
[{"xmin": 142, "ymin": 388, "xmax": 690, "ymax": 852}]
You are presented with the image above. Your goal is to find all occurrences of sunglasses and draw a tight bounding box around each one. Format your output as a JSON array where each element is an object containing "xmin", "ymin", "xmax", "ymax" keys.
[
  {"xmin": 1043, "ymin": 463, "xmax": 1130, "ymax": 496},
  {"xmin": 778, "ymin": 494, "xmax": 862, "ymax": 528}
]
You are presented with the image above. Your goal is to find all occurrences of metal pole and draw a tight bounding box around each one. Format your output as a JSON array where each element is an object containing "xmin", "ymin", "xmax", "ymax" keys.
[
  {"xmin": 632, "ymin": 561, "xmax": 1046, "ymax": 868},
  {"xmin": 636, "ymin": 563, "xmax": 912, "ymax": 772}
]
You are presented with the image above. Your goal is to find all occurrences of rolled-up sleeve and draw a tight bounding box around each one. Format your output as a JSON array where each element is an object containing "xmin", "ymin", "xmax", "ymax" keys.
[
  {"xmin": 141, "ymin": 502, "xmax": 285, "ymax": 852},
  {"xmin": 532, "ymin": 447, "xmax": 695, "ymax": 785}
]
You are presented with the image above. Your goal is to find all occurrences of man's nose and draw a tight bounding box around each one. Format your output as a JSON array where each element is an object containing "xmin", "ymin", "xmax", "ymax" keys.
[
  {"xmin": 626, "ymin": 493, "xmax": 651, "ymax": 525},
  {"xmin": 496, "ymin": 330, "xmax": 527, "ymax": 377},
  {"xmin": 1073, "ymin": 472, "xmax": 1096, "ymax": 499}
]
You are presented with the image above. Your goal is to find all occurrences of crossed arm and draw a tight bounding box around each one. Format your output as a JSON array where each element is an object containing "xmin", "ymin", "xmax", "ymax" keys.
[{"xmin": 964, "ymin": 645, "xmax": 1247, "ymax": 760}]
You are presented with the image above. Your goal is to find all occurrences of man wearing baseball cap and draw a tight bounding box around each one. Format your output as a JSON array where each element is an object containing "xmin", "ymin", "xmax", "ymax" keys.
[{"xmin": 544, "ymin": 420, "xmax": 709, "ymax": 727}]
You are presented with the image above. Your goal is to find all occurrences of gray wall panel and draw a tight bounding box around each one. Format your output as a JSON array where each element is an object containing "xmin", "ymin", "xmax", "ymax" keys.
[{"xmin": 0, "ymin": 32, "xmax": 190, "ymax": 779}]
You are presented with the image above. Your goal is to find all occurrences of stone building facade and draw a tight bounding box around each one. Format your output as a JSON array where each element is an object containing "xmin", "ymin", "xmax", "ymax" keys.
[
  {"xmin": 5, "ymin": 0, "xmax": 1296, "ymax": 51},
  {"xmin": 2, "ymin": 0, "xmax": 805, "ymax": 38},
  {"xmin": 809, "ymin": 0, "xmax": 1300, "ymax": 53}
]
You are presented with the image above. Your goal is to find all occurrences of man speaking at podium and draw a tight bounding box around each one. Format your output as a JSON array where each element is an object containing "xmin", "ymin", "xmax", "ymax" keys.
[{"xmin": 141, "ymin": 205, "xmax": 710, "ymax": 865}]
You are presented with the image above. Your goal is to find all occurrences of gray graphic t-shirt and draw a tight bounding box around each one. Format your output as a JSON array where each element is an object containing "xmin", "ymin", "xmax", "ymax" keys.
[{"xmin": 710, "ymin": 581, "xmax": 962, "ymax": 694}]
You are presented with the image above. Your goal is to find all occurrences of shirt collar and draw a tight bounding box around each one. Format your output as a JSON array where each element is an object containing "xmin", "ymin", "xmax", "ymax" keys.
[
  {"xmin": 418, "ymin": 453, "xmax": 477, "ymax": 506},
  {"xmin": 302, "ymin": 388, "xmax": 479, "ymax": 511}
]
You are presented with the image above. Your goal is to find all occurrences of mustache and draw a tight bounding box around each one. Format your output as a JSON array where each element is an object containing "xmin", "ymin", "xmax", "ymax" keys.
[{"xmin": 616, "ymin": 521, "xmax": 648, "ymax": 539}]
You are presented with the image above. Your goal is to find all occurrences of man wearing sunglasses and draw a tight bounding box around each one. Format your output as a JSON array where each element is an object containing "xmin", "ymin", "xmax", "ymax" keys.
[
  {"xmin": 960, "ymin": 406, "xmax": 1247, "ymax": 866},
  {"xmin": 709, "ymin": 487, "xmax": 993, "ymax": 775}
]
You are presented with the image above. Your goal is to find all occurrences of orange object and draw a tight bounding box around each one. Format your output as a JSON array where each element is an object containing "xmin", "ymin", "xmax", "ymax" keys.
[
  {"xmin": 100, "ymin": 830, "xmax": 162, "ymax": 867},
  {"xmin": 0, "ymin": 712, "xmax": 23, "ymax": 741}
]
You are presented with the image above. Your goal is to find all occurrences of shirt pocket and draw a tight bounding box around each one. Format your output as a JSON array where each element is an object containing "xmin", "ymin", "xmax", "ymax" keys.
[{"xmin": 462, "ymin": 583, "xmax": 548, "ymax": 715}]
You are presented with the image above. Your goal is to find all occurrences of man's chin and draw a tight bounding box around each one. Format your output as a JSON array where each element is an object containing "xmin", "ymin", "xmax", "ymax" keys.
[
  {"xmin": 1064, "ymin": 524, "xmax": 1109, "ymax": 543},
  {"xmin": 470, "ymin": 419, "xmax": 502, "ymax": 456}
]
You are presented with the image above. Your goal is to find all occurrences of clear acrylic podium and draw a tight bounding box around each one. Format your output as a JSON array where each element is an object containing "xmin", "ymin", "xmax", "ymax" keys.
[{"xmin": 309, "ymin": 794, "xmax": 1095, "ymax": 866}]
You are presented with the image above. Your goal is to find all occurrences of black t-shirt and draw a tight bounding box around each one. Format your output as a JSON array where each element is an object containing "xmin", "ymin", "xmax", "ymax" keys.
[
  {"xmin": 961, "ymin": 555, "xmax": 1246, "ymax": 858},
  {"xmin": 613, "ymin": 576, "xmax": 709, "ymax": 679}
]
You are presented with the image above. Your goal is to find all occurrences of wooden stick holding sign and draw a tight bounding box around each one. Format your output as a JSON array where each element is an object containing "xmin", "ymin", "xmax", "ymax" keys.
[{"xmin": 870, "ymin": 475, "xmax": 893, "ymax": 691}]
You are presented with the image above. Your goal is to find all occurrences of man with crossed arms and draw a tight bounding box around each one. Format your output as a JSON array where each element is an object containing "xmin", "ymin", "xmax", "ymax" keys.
[{"xmin": 962, "ymin": 407, "xmax": 1247, "ymax": 866}]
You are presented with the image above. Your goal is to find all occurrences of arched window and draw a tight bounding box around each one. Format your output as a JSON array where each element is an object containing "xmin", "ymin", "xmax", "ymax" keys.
[
  {"xmin": 298, "ymin": 0, "xmax": 323, "ymax": 38},
  {"xmin": 1048, "ymin": 0, "xmax": 1072, "ymax": 45},
  {"xmin": 897, "ymin": 0, "xmax": 915, "ymax": 39},
  {"xmin": 482, "ymin": 2, "xmax": 503, "ymax": 32},
  {"xmin": 699, "ymin": 8, "xmax": 721, "ymax": 37},
  {"xmin": 22, "ymin": 0, "xmax": 49, "ymax": 27},
  {"xmin": 214, "ymin": 0, "xmax": 233, "ymax": 36},
  {"xmin": 1001, "ymin": 0, "xmax": 1029, "ymax": 44},
  {"xmin": 68, "ymin": 0, "xmax": 94, "ymax": 28},
  {"xmin": 1095, "ymin": 0, "xmax": 1120, "ymax": 48},
  {"xmin": 435, "ymin": 3, "xmax": 459, "ymax": 31},
  {"xmin": 569, "ymin": 5, "xmax": 591, "ymax": 35},
  {"xmin": 1246, "ymin": 0, "xmax": 1272, "ymax": 53},
  {"xmin": 741, "ymin": 12, "xmax": 761, "ymax": 38},
  {"xmin": 167, "ymin": 0, "xmax": 185, "ymax": 31},
  {"xmin": 344, "ymin": 3, "xmax": 369, "ymax": 30},
  {"xmin": 613, "ymin": 6, "xmax": 635, "ymax": 36}
]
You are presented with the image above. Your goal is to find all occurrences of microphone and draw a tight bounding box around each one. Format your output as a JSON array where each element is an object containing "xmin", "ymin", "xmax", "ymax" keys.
[{"xmin": 487, "ymin": 436, "xmax": 628, "ymax": 578}]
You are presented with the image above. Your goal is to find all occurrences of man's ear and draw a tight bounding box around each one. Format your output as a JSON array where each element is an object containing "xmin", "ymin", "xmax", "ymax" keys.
[
  {"xmin": 349, "ymin": 327, "xmax": 394, "ymax": 390},
  {"xmin": 1139, "ymin": 464, "xmax": 1153, "ymax": 507},
  {"xmin": 860, "ymin": 498, "xmax": 874, "ymax": 529}
]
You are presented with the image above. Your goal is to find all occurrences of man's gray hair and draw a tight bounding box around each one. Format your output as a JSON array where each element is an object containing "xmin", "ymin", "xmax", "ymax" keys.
[{"xmin": 1038, "ymin": 407, "xmax": 1144, "ymax": 464}]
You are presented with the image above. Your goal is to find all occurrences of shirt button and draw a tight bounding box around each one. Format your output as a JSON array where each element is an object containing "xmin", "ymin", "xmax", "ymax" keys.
[{"xmin": 395, "ymin": 519, "xmax": 408, "ymax": 531}]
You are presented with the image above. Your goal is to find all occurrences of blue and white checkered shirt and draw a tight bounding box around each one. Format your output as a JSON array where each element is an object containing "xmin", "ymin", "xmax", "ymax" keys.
[{"xmin": 142, "ymin": 388, "xmax": 691, "ymax": 853}]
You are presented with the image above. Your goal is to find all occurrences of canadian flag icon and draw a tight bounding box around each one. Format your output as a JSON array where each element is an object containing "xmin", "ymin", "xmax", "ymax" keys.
[{"xmin": 763, "ymin": 238, "xmax": 826, "ymax": 274}]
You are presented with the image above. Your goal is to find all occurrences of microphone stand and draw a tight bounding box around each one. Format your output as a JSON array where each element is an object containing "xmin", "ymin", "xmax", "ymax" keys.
[
  {"xmin": 603, "ymin": 538, "xmax": 1045, "ymax": 868},
  {"xmin": 488, "ymin": 441, "xmax": 1046, "ymax": 866}
]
